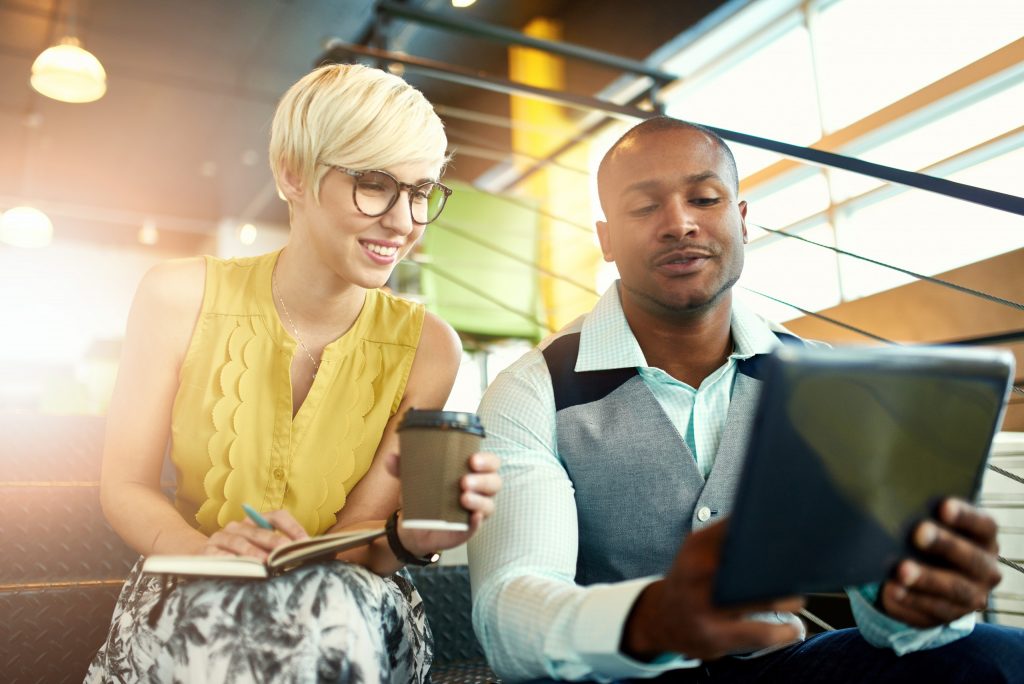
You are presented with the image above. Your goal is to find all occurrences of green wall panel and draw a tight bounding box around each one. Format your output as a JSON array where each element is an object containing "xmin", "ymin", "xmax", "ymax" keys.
[{"xmin": 420, "ymin": 182, "xmax": 543, "ymax": 340}]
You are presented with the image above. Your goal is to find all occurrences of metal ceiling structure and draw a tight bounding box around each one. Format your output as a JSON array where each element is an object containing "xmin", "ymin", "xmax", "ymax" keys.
[{"xmin": 0, "ymin": 0, "xmax": 723, "ymax": 252}]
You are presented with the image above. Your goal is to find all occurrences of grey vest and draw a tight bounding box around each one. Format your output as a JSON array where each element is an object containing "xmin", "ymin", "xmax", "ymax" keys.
[{"xmin": 543, "ymin": 332, "xmax": 800, "ymax": 586}]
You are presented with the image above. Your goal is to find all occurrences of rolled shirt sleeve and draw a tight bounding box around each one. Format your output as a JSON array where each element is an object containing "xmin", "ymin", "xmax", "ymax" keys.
[
  {"xmin": 469, "ymin": 333, "xmax": 976, "ymax": 682},
  {"xmin": 846, "ymin": 584, "xmax": 975, "ymax": 655},
  {"xmin": 468, "ymin": 352, "xmax": 699, "ymax": 682}
]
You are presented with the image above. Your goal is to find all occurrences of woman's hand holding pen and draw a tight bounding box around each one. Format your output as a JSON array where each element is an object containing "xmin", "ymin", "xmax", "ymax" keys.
[
  {"xmin": 385, "ymin": 451, "xmax": 502, "ymax": 557},
  {"xmin": 200, "ymin": 505, "xmax": 309, "ymax": 560}
]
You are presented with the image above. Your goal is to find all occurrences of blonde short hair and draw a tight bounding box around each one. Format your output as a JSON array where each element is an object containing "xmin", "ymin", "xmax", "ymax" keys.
[{"xmin": 269, "ymin": 63, "xmax": 448, "ymax": 204}]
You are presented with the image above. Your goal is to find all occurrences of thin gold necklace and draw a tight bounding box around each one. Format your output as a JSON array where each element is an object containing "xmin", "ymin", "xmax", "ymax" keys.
[{"xmin": 272, "ymin": 272, "xmax": 320, "ymax": 380}]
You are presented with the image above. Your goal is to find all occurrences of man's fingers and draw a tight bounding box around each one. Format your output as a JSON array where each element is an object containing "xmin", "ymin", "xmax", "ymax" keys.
[
  {"xmin": 896, "ymin": 560, "xmax": 990, "ymax": 612},
  {"xmin": 682, "ymin": 519, "xmax": 729, "ymax": 558},
  {"xmin": 890, "ymin": 583, "xmax": 980, "ymax": 625},
  {"xmin": 880, "ymin": 582, "xmax": 941, "ymax": 628},
  {"xmin": 937, "ymin": 499, "xmax": 999, "ymax": 551},
  {"xmin": 468, "ymin": 451, "xmax": 500, "ymax": 474},
  {"xmin": 913, "ymin": 522, "xmax": 1002, "ymax": 586}
]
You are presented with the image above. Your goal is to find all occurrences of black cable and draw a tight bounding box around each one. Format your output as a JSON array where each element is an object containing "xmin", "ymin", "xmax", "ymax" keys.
[
  {"xmin": 468, "ymin": 188, "xmax": 595, "ymax": 235},
  {"xmin": 739, "ymin": 286, "xmax": 895, "ymax": 343},
  {"xmin": 751, "ymin": 224, "xmax": 1024, "ymax": 313},
  {"xmin": 999, "ymin": 556, "xmax": 1024, "ymax": 576},
  {"xmin": 415, "ymin": 261, "xmax": 553, "ymax": 333},
  {"xmin": 432, "ymin": 221, "xmax": 600, "ymax": 297},
  {"xmin": 741, "ymin": 285, "xmax": 1023, "ymax": 396},
  {"xmin": 989, "ymin": 464, "xmax": 1024, "ymax": 487},
  {"xmin": 446, "ymin": 128, "xmax": 590, "ymax": 176}
]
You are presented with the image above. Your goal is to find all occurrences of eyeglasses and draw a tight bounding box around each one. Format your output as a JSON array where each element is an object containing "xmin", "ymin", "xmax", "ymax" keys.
[{"xmin": 334, "ymin": 167, "xmax": 452, "ymax": 225}]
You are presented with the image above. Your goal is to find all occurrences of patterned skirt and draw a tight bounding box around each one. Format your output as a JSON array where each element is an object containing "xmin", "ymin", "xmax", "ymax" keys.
[{"xmin": 85, "ymin": 558, "xmax": 432, "ymax": 684}]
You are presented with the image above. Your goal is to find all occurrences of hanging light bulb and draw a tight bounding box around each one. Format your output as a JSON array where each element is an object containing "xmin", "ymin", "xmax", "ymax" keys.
[
  {"xmin": 238, "ymin": 223, "xmax": 258, "ymax": 246},
  {"xmin": 31, "ymin": 36, "xmax": 107, "ymax": 103},
  {"xmin": 0, "ymin": 206, "xmax": 54, "ymax": 248},
  {"xmin": 451, "ymin": 0, "xmax": 476, "ymax": 6},
  {"xmin": 138, "ymin": 218, "xmax": 159, "ymax": 246}
]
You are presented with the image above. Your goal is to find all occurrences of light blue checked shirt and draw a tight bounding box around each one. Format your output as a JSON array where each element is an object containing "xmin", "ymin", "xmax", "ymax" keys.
[{"xmin": 469, "ymin": 282, "xmax": 974, "ymax": 683}]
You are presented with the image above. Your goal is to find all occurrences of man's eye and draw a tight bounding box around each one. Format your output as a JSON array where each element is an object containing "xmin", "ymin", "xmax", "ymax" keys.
[
  {"xmin": 629, "ymin": 204, "xmax": 658, "ymax": 217},
  {"xmin": 691, "ymin": 197, "xmax": 721, "ymax": 206},
  {"xmin": 411, "ymin": 191, "xmax": 430, "ymax": 203}
]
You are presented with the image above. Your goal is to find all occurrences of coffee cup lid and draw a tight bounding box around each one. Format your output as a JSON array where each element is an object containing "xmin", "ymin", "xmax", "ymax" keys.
[{"xmin": 399, "ymin": 409, "xmax": 485, "ymax": 436}]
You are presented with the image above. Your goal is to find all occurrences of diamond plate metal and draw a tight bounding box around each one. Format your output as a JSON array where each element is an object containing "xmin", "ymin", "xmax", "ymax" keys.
[{"xmin": 0, "ymin": 584, "xmax": 122, "ymax": 684}]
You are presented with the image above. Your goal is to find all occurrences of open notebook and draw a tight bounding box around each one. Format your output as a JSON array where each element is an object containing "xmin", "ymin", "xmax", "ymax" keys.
[
  {"xmin": 714, "ymin": 344, "xmax": 1014, "ymax": 606},
  {"xmin": 143, "ymin": 527, "xmax": 385, "ymax": 579}
]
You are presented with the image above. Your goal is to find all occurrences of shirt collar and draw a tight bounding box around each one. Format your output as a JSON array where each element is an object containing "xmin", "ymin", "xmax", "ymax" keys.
[
  {"xmin": 575, "ymin": 281, "xmax": 784, "ymax": 372},
  {"xmin": 730, "ymin": 297, "xmax": 783, "ymax": 359}
]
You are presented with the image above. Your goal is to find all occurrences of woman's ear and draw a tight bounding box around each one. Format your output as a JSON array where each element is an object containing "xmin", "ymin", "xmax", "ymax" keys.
[{"xmin": 277, "ymin": 166, "xmax": 305, "ymax": 203}]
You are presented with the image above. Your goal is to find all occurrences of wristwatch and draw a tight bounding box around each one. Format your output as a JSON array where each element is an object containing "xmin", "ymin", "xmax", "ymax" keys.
[{"xmin": 386, "ymin": 509, "xmax": 441, "ymax": 566}]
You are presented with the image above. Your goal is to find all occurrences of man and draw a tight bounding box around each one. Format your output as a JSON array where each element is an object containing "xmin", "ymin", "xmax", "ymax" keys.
[{"xmin": 468, "ymin": 117, "xmax": 1022, "ymax": 682}]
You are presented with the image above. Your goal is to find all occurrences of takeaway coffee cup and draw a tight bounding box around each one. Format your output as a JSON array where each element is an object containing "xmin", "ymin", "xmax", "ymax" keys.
[{"xmin": 398, "ymin": 409, "xmax": 485, "ymax": 531}]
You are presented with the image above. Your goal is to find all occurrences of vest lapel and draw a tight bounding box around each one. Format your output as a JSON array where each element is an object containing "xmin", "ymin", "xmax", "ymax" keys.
[
  {"xmin": 703, "ymin": 365, "xmax": 763, "ymax": 508},
  {"xmin": 634, "ymin": 380, "xmax": 705, "ymax": 484}
]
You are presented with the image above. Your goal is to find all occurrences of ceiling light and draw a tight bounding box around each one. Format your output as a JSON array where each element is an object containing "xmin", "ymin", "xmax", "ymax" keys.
[
  {"xmin": 0, "ymin": 206, "xmax": 54, "ymax": 248},
  {"xmin": 239, "ymin": 223, "xmax": 258, "ymax": 245},
  {"xmin": 138, "ymin": 219, "xmax": 159, "ymax": 246},
  {"xmin": 451, "ymin": 0, "xmax": 476, "ymax": 7},
  {"xmin": 30, "ymin": 37, "xmax": 107, "ymax": 104}
]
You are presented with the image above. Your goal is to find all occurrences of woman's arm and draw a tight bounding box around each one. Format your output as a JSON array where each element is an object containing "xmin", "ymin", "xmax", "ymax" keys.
[
  {"xmin": 103, "ymin": 259, "xmax": 321, "ymax": 560},
  {"xmin": 330, "ymin": 311, "xmax": 500, "ymax": 575},
  {"xmin": 100, "ymin": 258, "xmax": 211, "ymax": 556}
]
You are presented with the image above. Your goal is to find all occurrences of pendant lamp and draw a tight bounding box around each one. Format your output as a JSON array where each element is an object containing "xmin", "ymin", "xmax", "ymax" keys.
[
  {"xmin": 31, "ymin": 35, "xmax": 107, "ymax": 103},
  {"xmin": 0, "ymin": 206, "xmax": 54, "ymax": 248}
]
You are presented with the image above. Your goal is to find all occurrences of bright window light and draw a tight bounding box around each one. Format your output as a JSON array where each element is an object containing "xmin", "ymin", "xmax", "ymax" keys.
[
  {"xmin": 814, "ymin": 0, "xmax": 1024, "ymax": 131},
  {"xmin": 830, "ymin": 79, "xmax": 1024, "ymax": 203},
  {"xmin": 666, "ymin": 24, "xmax": 822, "ymax": 178},
  {"xmin": 836, "ymin": 147, "xmax": 1024, "ymax": 300},
  {"xmin": 739, "ymin": 222, "xmax": 841, "ymax": 322},
  {"xmin": 0, "ymin": 244, "xmax": 159, "ymax": 364},
  {"xmin": 745, "ymin": 171, "xmax": 830, "ymax": 235}
]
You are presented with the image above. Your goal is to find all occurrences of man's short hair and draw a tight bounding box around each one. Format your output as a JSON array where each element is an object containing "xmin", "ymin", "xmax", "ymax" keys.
[
  {"xmin": 269, "ymin": 63, "xmax": 448, "ymax": 205},
  {"xmin": 597, "ymin": 117, "xmax": 740, "ymax": 212}
]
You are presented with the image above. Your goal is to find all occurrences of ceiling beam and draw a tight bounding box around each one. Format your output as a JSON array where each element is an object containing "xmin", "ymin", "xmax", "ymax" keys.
[{"xmin": 740, "ymin": 38, "xmax": 1024, "ymax": 194}]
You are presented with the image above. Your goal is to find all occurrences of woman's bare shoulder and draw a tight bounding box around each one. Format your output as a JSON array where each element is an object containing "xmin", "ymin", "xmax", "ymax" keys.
[
  {"xmin": 126, "ymin": 256, "xmax": 207, "ymax": 359},
  {"xmin": 134, "ymin": 256, "xmax": 206, "ymax": 316},
  {"xmin": 419, "ymin": 310, "xmax": 461, "ymax": 363},
  {"xmin": 403, "ymin": 311, "xmax": 461, "ymax": 403}
]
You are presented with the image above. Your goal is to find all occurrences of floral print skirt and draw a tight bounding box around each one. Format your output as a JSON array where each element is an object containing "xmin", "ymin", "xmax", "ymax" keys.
[{"xmin": 85, "ymin": 558, "xmax": 432, "ymax": 683}]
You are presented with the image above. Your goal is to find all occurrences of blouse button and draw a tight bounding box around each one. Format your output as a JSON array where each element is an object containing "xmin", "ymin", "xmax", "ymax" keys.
[{"xmin": 273, "ymin": 467, "xmax": 285, "ymax": 480}]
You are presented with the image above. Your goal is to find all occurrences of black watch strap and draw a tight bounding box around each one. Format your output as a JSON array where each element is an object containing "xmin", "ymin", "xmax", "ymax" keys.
[{"xmin": 386, "ymin": 509, "xmax": 440, "ymax": 566}]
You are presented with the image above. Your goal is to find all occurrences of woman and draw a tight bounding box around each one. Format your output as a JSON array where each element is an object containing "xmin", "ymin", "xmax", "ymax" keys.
[{"xmin": 86, "ymin": 63, "xmax": 501, "ymax": 682}]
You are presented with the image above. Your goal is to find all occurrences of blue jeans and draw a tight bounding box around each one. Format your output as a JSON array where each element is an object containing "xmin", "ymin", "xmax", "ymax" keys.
[
  {"xmin": 640, "ymin": 624, "xmax": 1024, "ymax": 683},
  {"xmin": 526, "ymin": 624, "xmax": 1024, "ymax": 683}
]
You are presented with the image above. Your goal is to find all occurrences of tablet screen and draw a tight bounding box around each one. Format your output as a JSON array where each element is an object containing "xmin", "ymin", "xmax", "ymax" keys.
[{"xmin": 713, "ymin": 345, "xmax": 1013, "ymax": 606}]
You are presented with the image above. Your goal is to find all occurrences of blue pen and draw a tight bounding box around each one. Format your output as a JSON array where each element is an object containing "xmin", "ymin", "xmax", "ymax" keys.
[{"xmin": 242, "ymin": 503, "xmax": 275, "ymax": 530}]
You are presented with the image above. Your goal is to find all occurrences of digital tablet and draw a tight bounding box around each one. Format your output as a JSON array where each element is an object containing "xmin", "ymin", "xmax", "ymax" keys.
[{"xmin": 713, "ymin": 344, "xmax": 1014, "ymax": 606}]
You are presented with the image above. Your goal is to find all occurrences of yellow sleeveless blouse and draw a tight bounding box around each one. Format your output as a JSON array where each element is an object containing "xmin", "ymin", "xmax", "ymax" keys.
[{"xmin": 169, "ymin": 250, "xmax": 424, "ymax": 536}]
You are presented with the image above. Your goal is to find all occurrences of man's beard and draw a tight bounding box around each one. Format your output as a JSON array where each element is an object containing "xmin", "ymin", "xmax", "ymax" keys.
[{"xmin": 624, "ymin": 270, "xmax": 741, "ymax": 320}]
